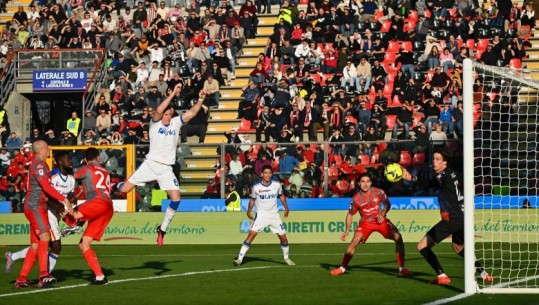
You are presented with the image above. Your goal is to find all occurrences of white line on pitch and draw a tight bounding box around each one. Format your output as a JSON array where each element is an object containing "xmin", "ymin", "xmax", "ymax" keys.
[
  {"xmin": 0, "ymin": 265, "xmax": 318, "ymax": 299},
  {"xmin": 54, "ymin": 252, "xmax": 458, "ymax": 257},
  {"xmin": 422, "ymin": 293, "xmax": 473, "ymax": 305}
]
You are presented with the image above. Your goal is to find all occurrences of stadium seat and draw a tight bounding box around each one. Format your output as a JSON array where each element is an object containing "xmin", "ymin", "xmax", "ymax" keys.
[
  {"xmin": 328, "ymin": 167, "xmax": 339, "ymax": 180},
  {"xmin": 401, "ymin": 41, "xmax": 413, "ymax": 52},
  {"xmin": 475, "ymin": 50, "xmax": 483, "ymax": 60},
  {"xmin": 383, "ymin": 84, "xmax": 392, "ymax": 95},
  {"xmin": 370, "ymin": 21, "xmax": 382, "ymax": 32},
  {"xmin": 476, "ymin": 39, "xmax": 489, "ymax": 51},
  {"xmin": 358, "ymin": 154, "xmax": 371, "ymax": 166},
  {"xmin": 438, "ymin": 40, "xmax": 446, "ymax": 50},
  {"xmin": 386, "ymin": 115, "xmax": 397, "ymax": 130},
  {"xmin": 387, "ymin": 40, "xmax": 400, "ymax": 53},
  {"xmin": 466, "ymin": 39, "xmax": 476, "ymax": 50},
  {"xmin": 336, "ymin": 180, "xmax": 350, "ymax": 193},
  {"xmin": 377, "ymin": 142, "xmax": 388, "ymax": 154},
  {"xmin": 412, "ymin": 114, "xmax": 424, "ymax": 128},
  {"xmin": 380, "ymin": 20, "xmax": 391, "ymax": 33},
  {"xmin": 509, "ymin": 58, "xmax": 522, "ymax": 69},
  {"xmin": 424, "ymin": 9, "xmax": 432, "ymax": 19},
  {"xmin": 333, "ymin": 154, "xmax": 343, "ymax": 167},
  {"xmin": 391, "ymin": 95, "xmax": 402, "ymax": 107},
  {"xmin": 413, "ymin": 41, "xmax": 425, "ymax": 51},
  {"xmin": 373, "ymin": 11, "xmax": 385, "ymax": 22},
  {"xmin": 272, "ymin": 157, "xmax": 280, "ymax": 172},
  {"xmin": 383, "ymin": 53, "xmax": 396, "ymax": 65},
  {"xmin": 413, "ymin": 153, "xmax": 426, "ymax": 165},
  {"xmin": 403, "ymin": 20, "xmax": 416, "ymax": 32},
  {"xmin": 447, "ymin": 8, "xmax": 457, "ymax": 19},
  {"xmin": 239, "ymin": 119, "xmax": 251, "ymax": 131},
  {"xmin": 386, "ymin": 72, "xmax": 395, "ymax": 85},
  {"xmin": 399, "ymin": 151, "xmax": 413, "ymax": 167},
  {"xmin": 304, "ymin": 150, "xmax": 314, "ymax": 164},
  {"xmin": 407, "ymin": 10, "xmax": 418, "ymax": 22}
]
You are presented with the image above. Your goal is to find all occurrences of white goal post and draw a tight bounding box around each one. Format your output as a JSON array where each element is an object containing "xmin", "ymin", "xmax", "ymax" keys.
[{"xmin": 463, "ymin": 58, "xmax": 539, "ymax": 294}]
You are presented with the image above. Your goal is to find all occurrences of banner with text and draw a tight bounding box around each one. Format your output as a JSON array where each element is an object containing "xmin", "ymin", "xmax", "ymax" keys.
[
  {"xmin": 32, "ymin": 69, "xmax": 87, "ymax": 91},
  {"xmin": 1, "ymin": 210, "xmax": 537, "ymax": 245}
]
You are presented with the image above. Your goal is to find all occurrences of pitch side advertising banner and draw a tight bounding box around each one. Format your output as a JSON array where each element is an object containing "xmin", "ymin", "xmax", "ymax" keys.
[{"xmin": 1, "ymin": 210, "xmax": 537, "ymax": 245}]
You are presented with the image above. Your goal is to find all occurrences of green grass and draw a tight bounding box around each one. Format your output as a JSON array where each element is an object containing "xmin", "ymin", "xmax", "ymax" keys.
[{"xmin": 1, "ymin": 244, "xmax": 537, "ymax": 305}]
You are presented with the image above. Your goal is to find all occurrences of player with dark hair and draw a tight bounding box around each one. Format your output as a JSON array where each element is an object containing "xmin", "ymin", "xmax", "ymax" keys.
[
  {"xmin": 331, "ymin": 173, "xmax": 412, "ymax": 276},
  {"xmin": 5, "ymin": 150, "xmax": 76, "ymax": 275},
  {"xmin": 118, "ymin": 84, "xmax": 207, "ymax": 246},
  {"xmin": 70, "ymin": 147, "xmax": 114, "ymax": 285},
  {"xmin": 233, "ymin": 165, "xmax": 295, "ymax": 266},
  {"xmin": 14, "ymin": 140, "xmax": 72, "ymax": 288},
  {"xmin": 402, "ymin": 149, "xmax": 493, "ymax": 285}
]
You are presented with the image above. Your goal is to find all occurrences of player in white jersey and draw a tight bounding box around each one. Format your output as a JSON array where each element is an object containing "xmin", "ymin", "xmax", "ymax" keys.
[
  {"xmin": 233, "ymin": 165, "xmax": 295, "ymax": 266},
  {"xmin": 5, "ymin": 151, "xmax": 75, "ymax": 274},
  {"xmin": 118, "ymin": 83, "xmax": 207, "ymax": 246}
]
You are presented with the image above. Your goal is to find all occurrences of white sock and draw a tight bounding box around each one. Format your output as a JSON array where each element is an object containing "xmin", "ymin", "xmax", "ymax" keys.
[
  {"xmin": 48, "ymin": 253, "xmax": 59, "ymax": 273},
  {"xmin": 281, "ymin": 245, "xmax": 289, "ymax": 260},
  {"xmin": 238, "ymin": 242, "xmax": 250, "ymax": 261},
  {"xmin": 339, "ymin": 266, "xmax": 346, "ymax": 272},
  {"xmin": 399, "ymin": 266, "xmax": 405, "ymax": 272},
  {"xmin": 438, "ymin": 273, "xmax": 448, "ymax": 278},
  {"xmin": 96, "ymin": 275, "xmax": 105, "ymax": 281},
  {"xmin": 160, "ymin": 208, "xmax": 176, "ymax": 232},
  {"xmin": 11, "ymin": 247, "xmax": 30, "ymax": 261}
]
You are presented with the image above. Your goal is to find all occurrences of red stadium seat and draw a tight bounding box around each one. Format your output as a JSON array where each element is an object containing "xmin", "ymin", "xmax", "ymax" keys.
[
  {"xmin": 412, "ymin": 114, "xmax": 423, "ymax": 128},
  {"xmin": 328, "ymin": 167, "xmax": 339, "ymax": 180},
  {"xmin": 475, "ymin": 50, "xmax": 483, "ymax": 60},
  {"xmin": 407, "ymin": 10, "xmax": 418, "ymax": 22},
  {"xmin": 239, "ymin": 119, "xmax": 251, "ymax": 131},
  {"xmin": 399, "ymin": 151, "xmax": 412, "ymax": 167},
  {"xmin": 466, "ymin": 39, "xmax": 476, "ymax": 51},
  {"xmin": 413, "ymin": 153, "xmax": 426, "ymax": 165},
  {"xmin": 381, "ymin": 20, "xmax": 392, "ymax": 33},
  {"xmin": 336, "ymin": 180, "xmax": 350, "ymax": 193},
  {"xmin": 377, "ymin": 142, "xmax": 388, "ymax": 153},
  {"xmin": 272, "ymin": 156, "xmax": 280, "ymax": 172},
  {"xmin": 509, "ymin": 58, "xmax": 522, "ymax": 69},
  {"xmin": 373, "ymin": 10, "xmax": 385, "ymax": 23},
  {"xmin": 438, "ymin": 40, "xmax": 446, "ymax": 50},
  {"xmin": 387, "ymin": 40, "xmax": 400, "ymax": 53},
  {"xmin": 358, "ymin": 154, "xmax": 371, "ymax": 166},
  {"xmin": 448, "ymin": 8, "xmax": 457, "ymax": 20},
  {"xmin": 383, "ymin": 52, "xmax": 396, "ymax": 64},
  {"xmin": 391, "ymin": 95, "xmax": 402, "ymax": 107},
  {"xmin": 401, "ymin": 41, "xmax": 413, "ymax": 52},
  {"xmin": 473, "ymin": 103, "xmax": 482, "ymax": 112},
  {"xmin": 403, "ymin": 20, "xmax": 416, "ymax": 32},
  {"xmin": 333, "ymin": 154, "xmax": 343, "ymax": 167},
  {"xmin": 424, "ymin": 9, "xmax": 432, "ymax": 19},
  {"xmin": 386, "ymin": 115, "xmax": 397, "ymax": 130},
  {"xmin": 386, "ymin": 72, "xmax": 396, "ymax": 84},
  {"xmin": 476, "ymin": 39, "xmax": 489, "ymax": 51}
]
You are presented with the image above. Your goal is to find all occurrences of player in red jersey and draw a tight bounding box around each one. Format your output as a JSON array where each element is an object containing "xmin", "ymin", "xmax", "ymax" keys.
[
  {"xmin": 330, "ymin": 173, "xmax": 412, "ymax": 276},
  {"xmin": 70, "ymin": 147, "xmax": 114, "ymax": 285},
  {"xmin": 15, "ymin": 140, "xmax": 72, "ymax": 288}
]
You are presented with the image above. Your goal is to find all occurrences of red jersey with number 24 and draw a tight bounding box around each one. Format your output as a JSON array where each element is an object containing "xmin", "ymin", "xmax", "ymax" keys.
[
  {"xmin": 74, "ymin": 163, "xmax": 112, "ymax": 203},
  {"xmin": 349, "ymin": 187, "xmax": 389, "ymax": 223}
]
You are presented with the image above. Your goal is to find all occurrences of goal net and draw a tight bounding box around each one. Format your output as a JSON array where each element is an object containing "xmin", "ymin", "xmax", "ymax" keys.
[{"xmin": 463, "ymin": 59, "xmax": 539, "ymax": 294}]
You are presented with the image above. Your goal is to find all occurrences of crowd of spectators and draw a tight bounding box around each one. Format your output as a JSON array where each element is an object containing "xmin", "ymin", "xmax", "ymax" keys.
[{"xmin": 0, "ymin": 0, "xmax": 535, "ymax": 202}]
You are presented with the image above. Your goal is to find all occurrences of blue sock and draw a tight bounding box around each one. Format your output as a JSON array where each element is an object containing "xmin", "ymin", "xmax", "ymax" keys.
[{"xmin": 169, "ymin": 200, "xmax": 181, "ymax": 210}]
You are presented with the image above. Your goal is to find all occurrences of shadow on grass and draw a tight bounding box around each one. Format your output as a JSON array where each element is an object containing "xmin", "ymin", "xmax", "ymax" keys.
[
  {"xmin": 319, "ymin": 259, "xmax": 464, "ymax": 293},
  {"xmin": 236, "ymin": 256, "xmax": 289, "ymax": 266},
  {"xmin": 118, "ymin": 260, "xmax": 183, "ymax": 276}
]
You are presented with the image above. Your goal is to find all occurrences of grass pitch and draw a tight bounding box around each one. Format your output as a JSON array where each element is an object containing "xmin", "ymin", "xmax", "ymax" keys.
[{"xmin": 1, "ymin": 244, "xmax": 537, "ymax": 305}]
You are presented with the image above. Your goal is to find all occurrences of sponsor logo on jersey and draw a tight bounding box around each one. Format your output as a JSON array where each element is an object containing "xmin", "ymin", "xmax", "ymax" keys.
[
  {"xmin": 259, "ymin": 193, "xmax": 278, "ymax": 200},
  {"xmin": 158, "ymin": 127, "xmax": 177, "ymax": 136}
]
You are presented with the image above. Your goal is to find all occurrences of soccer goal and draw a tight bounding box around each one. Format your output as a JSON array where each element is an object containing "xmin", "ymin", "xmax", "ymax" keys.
[{"xmin": 463, "ymin": 59, "xmax": 539, "ymax": 294}]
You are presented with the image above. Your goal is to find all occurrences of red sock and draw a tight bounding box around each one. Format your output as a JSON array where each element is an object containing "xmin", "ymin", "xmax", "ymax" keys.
[
  {"xmin": 396, "ymin": 252, "xmax": 405, "ymax": 268},
  {"xmin": 17, "ymin": 248, "xmax": 37, "ymax": 282},
  {"xmin": 37, "ymin": 241, "xmax": 49, "ymax": 277},
  {"xmin": 83, "ymin": 248, "xmax": 103, "ymax": 277},
  {"xmin": 341, "ymin": 253, "xmax": 353, "ymax": 268}
]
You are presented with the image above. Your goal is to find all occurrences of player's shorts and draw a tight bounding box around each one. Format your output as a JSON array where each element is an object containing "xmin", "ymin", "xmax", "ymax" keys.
[
  {"xmin": 24, "ymin": 207, "xmax": 51, "ymax": 244},
  {"xmin": 250, "ymin": 212, "xmax": 286, "ymax": 235},
  {"xmin": 355, "ymin": 219, "xmax": 397, "ymax": 242},
  {"xmin": 78, "ymin": 199, "xmax": 114, "ymax": 241},
  {"xmin": 426, "ymin": 219, "xmax": 464, "ymax": 245},
  {"xmin": 48, "ymin": 209, "xmax": 61, "ymax": 241},
  {"xmin": 128, "ymin": 159, "xmax": 179, "ymax": 191}
]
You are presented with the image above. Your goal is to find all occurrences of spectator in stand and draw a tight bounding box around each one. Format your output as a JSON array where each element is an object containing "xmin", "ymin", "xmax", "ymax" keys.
[
  {"xmin": 30, "ymin": 128, "xmax": 45, "ymax": 143},
  {"xmin": 521, "ymin": 3, "xmax": 535, "ymax": 29},
  {"xmin": 6, "ymin": 132, "xmax": 22, "ymax": 152},
  {"xmin": 429, "ymin": 123, "xmax": 448, "ymax": 146},
  {"xmin": 431, "ymin": 66, "xmax": 451, "ymax": 95},
  {"xmin": 300, "ymin": 100, "xmax": 321, "ymax": 142},
  {"xmin": 238, "ymin": 81, "xmax": 259, "ymax": 121},
  {"xmin": 341, "ymin": 59, "xmax": 360, "ymax": 94},
  {"xmin": 96, "ymin": 109, "xmax": 112, "ymax": 136},
  {"xmin": 392, "ymin": 105, "xmax": 413, "ymax": 140},
  {"xmin": 421, "ymin": 99, "xmax": 441, "ymax": 134},
  {"xmin": 180, "ymin": 100, "xmax": 209, "ymax": 144},
  {"xmin": 438, "ymin": 104, "xmax": 453, "ymax": 138},
  {"xmin": 59, "ymin": 130, "xmax": 76, "ymax": 146},
  {"xmin": 342, "ymin": 125, "xmax": 361, "ymax": 160},
  {"xmin": 480, "ymin": 44, "xmax": 500, "ymax": 66},
  {"xmin": 329, "ymin": 128, "xmax": 344, "ymax": 156},
  {"xmin": 357, "ymin": 101, "xmax": 372, "ymax": 136},
  {"xmin": 44, "ymin": 130, "xmax": 59, "ymax": 146},
  {"xmin": 370, "ymin": 104, "xmax": 387, "ymax": 140},
  {"xmin": 427, "ymin": 46, "xmax": 441, "ymax": 70},
  {"xmin": 356, "ymin": 57, "xmax": 372, "ymax": 94},
  {"xmin": 279, "ymin": 150, "xmax": 299, "ymax": 179},
  {"xmin": 249, "ymin": 62, "xmax": 268, "ymax": 85},
  {"xmin": 450, "ymin": 101, "xmax": 464, "ymax": 139}
]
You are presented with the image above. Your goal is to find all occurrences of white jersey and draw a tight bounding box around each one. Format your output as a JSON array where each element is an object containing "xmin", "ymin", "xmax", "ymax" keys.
[
  {"xmin": 146, "ymin": 116, "xmax": 184, "ymax": 165},
  {"xmin": 250, "ymin": 179, "xmax": 283, "ymax": 217},
  {"xmin": 50, "ymin": 173, "xmax": 76, "ymax": 196}
]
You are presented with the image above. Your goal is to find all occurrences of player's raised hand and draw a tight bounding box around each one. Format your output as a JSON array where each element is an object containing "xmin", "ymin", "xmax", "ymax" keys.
[
  {"xmin": 340, "ymin": 231, "xmax": 349, "ymax": 241},
  {"xmin": 198, "ymin": 90, "xmax": 207, "ymax": 99},
  {"xmin": 401, "ymin": 167, "xmax": 413, "ymax": 181}
]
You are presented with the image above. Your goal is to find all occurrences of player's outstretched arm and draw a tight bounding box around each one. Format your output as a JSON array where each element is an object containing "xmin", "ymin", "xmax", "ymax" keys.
[
  {"xmin": 182, "ymin": 90, "xmax": 207, "ymax": 124},
  {"xmin": 153, "ymin": 83, "xmax": 183, "ymax": 122},
  {"xmin": 280, "ymin": 194, "xmax": 289, "ymax": 218}
]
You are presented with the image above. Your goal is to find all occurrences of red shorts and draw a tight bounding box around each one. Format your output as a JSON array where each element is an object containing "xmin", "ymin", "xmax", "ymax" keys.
[
  {"xmin": 24, "ymin": 207, "xmax": 50, "ymax": 244},
  {"xmin": 78, "ymin": 199, "xmax": 114, "ymax": 241},
  {"xmin": 355, "ymin": 219, "xmax": 396, "ymax": 242}
]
